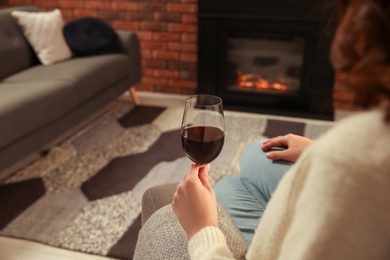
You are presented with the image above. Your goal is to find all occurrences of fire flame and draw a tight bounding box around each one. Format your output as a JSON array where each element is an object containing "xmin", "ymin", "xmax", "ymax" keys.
[{"xmin": 236, "ymin": 73, "xmax": 289, "ymax": 93}]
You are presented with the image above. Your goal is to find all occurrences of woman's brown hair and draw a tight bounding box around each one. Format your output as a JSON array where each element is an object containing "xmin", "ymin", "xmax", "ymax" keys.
[{"xmin": 331, "ymin": 0, "xmax": 390, "ymax": 121}]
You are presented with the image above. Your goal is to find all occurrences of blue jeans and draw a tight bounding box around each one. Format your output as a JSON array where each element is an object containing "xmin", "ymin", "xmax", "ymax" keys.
[{"xmin": 215, "ymin": 141, "xmax": 292, "ymax": 244}]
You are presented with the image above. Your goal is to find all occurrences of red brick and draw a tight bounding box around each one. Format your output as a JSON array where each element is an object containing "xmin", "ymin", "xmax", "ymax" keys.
[
  {"xmin": 180, "ymin": 70, "xmax": 197, "ymax": 80},
  {"xmin": 152, "ymin": 0, "xmax": 180, "ymax": 2},
  {"xmin": 139, "ymin": 3, "xmax": 165, "ymax": 12},
  {"xmin": 140, "ymin": 21, "xmax": 166, "ymax": 31},
  {"xmin": 180, "ymin": 53, "xmax": 197, "ymax": 62},
  {"xmin": 168, "ymin": 23, "xmax": 197, "ymax": 33},
  {"xmin": 169, "ymin": 79, "xmax": 196, "ymax": 88},
  {"xmin": 34, "ymin": 1, "xmax": 60, "ymax": 9},
  {"xmin": 153, "ymin": 32, "xmax": 181, "ymax": 41},
  {"xmin": 182, "ymin": 14, "xmax": 197, "ymax": 23},
  {"xmin": 141, "ymin": 41, "xmax": 167, "ymax": 50},
  {"xmin": 31, "ymin": 0, "xmax": 50, "ymax": 4},
  {"xmin": 61, "ymin": 10, "xmax": 73, "ymax": 20},
  {"xmin": 141, "ymin": 50, "xmax": 152, "ymax": 59},
  {"xmin": 74, "ymin": 10, "xmax": 97, "ymax": 18},
  {"xmin": 152, "ymin": 69, "xmax": 180, "ymax": 78},
  {"xmin": 143, "ymin": 60, "xmax": 166, "ymax": 69},
  {"xmin": 168, "ymin": 42, "xmax": 197, "ymax": 52},
  {"xmin": 125, "ymin": 12, "xmax": 153, "ymax": 21},
  {"xmin": 8, "ymin": 0, "xmax": 33, "ymax": 4},
  {"xmin": 143, "ymin": 69, "xmax": 154, "ymax": 77},
  {"xmin": 168, "ymin": 60, "xmax": 196, "ymax": 70},
  {"xmin": 96, "ymin": 10, "xmax": 118, "ymax": 21},
  {"xmin": 84, "ymin": 1, "xmax": 110, "ymax": 9},
  {"xmin": 153, "ymin": 12, "xmax": 181, "ymax": 23},
  {"xmin": 112, "ymin": 21, "xmax": 139, "ymax": 30},
  {"xmin": 143, "ymin": 77, "xmax": 168, "ymax": 85},
  {"xmin": 167, "ymin": 3, "xmax": 197, "ymax": 13},
  {"xmin": 153, "ymin": 50, "xmax": 180, "ymax": 60},
  {"xmin": 137, "ymin": 31, "xmax": 153, "ymax": 41},
  {"xmin": 181, "ymin": 33, "xmax": 197, "ymax": 43},
  {"xmin": 24, "ymin": 0, "xmax": 54, "ymax": 8},
  {"xmin": 59, "ymin": 0, "xmax": 82, "ymax": 8},
  {"xmin": 111, "ymin": 2, "xmax": 138, "ymax": 11}
]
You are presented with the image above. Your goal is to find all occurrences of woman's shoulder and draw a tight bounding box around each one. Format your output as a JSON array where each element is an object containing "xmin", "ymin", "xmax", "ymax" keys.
[
  {"xmin": 311, "ymin": 108, "xmax": 390, "ymax": 172},
  {"xmin": 320, "ymin": 109, "xmax": 388, "ymax": 143}
]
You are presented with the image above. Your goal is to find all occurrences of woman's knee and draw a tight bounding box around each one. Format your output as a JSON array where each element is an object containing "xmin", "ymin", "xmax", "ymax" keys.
[
  {"xmin": 215, "ymin": 176, "xmax": 240, "ymax": 197},
  {"xmin": 240, "ymin": 140, "xmax": 272, "ymax": 177},
  {"xmin": 239, "ymin": 141, "xmax": 291, "ymax": 196},
  {"xmin": 215, "ymin": 176, "xmax": 247, "ymax": 206}
]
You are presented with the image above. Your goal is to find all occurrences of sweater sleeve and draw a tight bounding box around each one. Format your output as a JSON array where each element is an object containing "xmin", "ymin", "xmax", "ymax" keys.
[{"xmin": 188, "ymin": 226, "xmax": 236, "ymax": 259}]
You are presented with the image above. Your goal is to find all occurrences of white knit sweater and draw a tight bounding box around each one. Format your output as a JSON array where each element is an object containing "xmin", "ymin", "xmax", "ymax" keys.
[{"xmin": 188, "ymin": 109, "xmax": 390, "ymax": 260}]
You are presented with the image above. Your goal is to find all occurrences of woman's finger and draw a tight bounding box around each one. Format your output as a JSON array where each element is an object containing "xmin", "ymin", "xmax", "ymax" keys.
[
  {"xmin": 266, "ymin": 149, "xmax": 290, "ymax": 161},
  {"xmin": 198, "ymin": 164, "xmax": 212, "ymax": 190},
  {"xmin": 186, "ymin": 164, "xmax": 201, "ymax": 178},
  {"xmin": 262, "ymin": 135, "xmax": 288, "ymax": 151}
]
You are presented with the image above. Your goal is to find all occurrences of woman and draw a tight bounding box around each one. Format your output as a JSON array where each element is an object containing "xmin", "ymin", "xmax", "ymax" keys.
[{"xmin": 172, "ymin": 0, "xmax": 390, "ymax": 259}]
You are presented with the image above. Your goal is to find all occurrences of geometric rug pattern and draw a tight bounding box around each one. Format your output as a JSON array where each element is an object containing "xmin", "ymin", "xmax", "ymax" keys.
[{"xmin": 0, "ymin": 102, "xmax": 333, "ymax": 259}]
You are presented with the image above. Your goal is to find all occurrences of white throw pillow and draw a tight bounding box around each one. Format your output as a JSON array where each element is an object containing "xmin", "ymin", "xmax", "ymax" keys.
[{"xmin": 11, "ymin": 9, "xmax": 72, "ymax": 65}]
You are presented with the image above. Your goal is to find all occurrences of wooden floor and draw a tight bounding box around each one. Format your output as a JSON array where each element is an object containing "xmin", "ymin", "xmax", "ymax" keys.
[{"xmin": 0, "ymin": 91, "xmax": 349, "ymax": 260}]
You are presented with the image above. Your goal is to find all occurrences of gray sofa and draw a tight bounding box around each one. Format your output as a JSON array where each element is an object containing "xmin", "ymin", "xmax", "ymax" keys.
[{"xmin": 0, "ymin": 6, "xmax": 141, "ymax": 180}]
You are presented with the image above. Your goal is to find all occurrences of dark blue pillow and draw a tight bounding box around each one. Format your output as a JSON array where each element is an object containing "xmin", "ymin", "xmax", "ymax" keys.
[{"xmin": 63, "ymin": 18, "xmax": 120, "ymax": 56}]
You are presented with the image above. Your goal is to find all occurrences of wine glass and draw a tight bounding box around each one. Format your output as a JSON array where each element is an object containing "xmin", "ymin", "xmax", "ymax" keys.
[{"xmin": 181, "ymin": 94, "xmax": 225, "ymax": 165}]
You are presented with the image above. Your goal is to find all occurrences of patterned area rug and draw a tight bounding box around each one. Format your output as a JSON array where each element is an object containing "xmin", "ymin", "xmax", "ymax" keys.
[{"xmin": 0, "ymin": 101, "xmax": 333, "ymax": 259}]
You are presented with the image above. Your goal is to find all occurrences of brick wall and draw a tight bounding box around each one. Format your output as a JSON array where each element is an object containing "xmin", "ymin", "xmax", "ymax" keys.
[
  {"xmin": 3, "ymin": 0, "xmax": 198, "ymax": 96},
  {"xmin": 2, "ymin": 0, "xmax": 357, "ymax": 111}
]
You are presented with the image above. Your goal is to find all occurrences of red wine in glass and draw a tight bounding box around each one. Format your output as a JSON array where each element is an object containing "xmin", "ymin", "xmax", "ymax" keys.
[
  {"xmin": 181, "ymin": 125, "xmax": 225, "ymax": 165},
  {"xmin": 181, "ymin": 94, "xmax": 225, "ymax": 165}
]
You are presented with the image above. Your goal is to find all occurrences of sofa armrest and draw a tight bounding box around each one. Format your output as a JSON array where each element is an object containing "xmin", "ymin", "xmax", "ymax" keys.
[
  {"xmin": 116, "ymin": 30, "xmax": 142, "ymax": 84},
  {"xmin": 141, "ymin": 183, "xmax": 178, "ymax": 225},
  {"xmin": 139, "ymin": 183, "xmax": 249, "ymax": 259},
  {"xmin": 136, "ymin": 201, "xmax": 248, "ymax": 259}
]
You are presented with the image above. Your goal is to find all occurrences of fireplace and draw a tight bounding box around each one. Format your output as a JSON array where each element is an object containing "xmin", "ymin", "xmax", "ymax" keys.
[
  {"xmin": 197, "ymin": 0, "xmax": 336, "ymax": 120},
  {"xmin": 227, "ymin": 34, "xmax": 304, "ymax": 96}
]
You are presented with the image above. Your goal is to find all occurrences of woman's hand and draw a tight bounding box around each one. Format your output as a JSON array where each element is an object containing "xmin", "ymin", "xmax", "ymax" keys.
[
  {"xmin": 172, "ymin": 164, "xmax": 218, "ymax": 240},
  {"xmin": 261, "ymin": 134, "xmax": 313, "ymax": 163}
]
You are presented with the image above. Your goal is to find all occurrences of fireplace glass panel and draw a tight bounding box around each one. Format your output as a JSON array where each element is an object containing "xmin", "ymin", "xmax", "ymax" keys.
[{"xmin": 226, "ymin": 35, "xmax": 305, "ymax": 96}]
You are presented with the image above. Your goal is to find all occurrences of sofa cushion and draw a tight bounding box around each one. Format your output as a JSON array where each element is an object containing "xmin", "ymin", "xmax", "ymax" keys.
[
  {"xmin": 0, "ymin": 6, "xmax": 41, "ymax": 80},
  {"xmin": 3, "ymin": 54, "xmax": 131, "ymax": 103},
  {"xmin": 11, "ymin": 9, "xmax": 72, "ymax": 65},
  {"xmin": 0, "ymin": 81, "xmax": 78, "ymax": 148},
  {"xmin": 64, "ymin": 17, "xmax": 120, "ymax": 57}
]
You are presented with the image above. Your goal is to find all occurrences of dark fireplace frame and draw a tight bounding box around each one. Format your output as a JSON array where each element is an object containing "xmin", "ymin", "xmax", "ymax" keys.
[{"xmin": 197, "ymin": 0, "xmax": 336, "ymax": 120}]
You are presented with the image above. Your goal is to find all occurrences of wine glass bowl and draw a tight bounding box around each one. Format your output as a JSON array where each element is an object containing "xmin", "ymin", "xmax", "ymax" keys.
[{"xmin": 181, "ymin": 94, "xmax": 225, "ymax": 165}]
